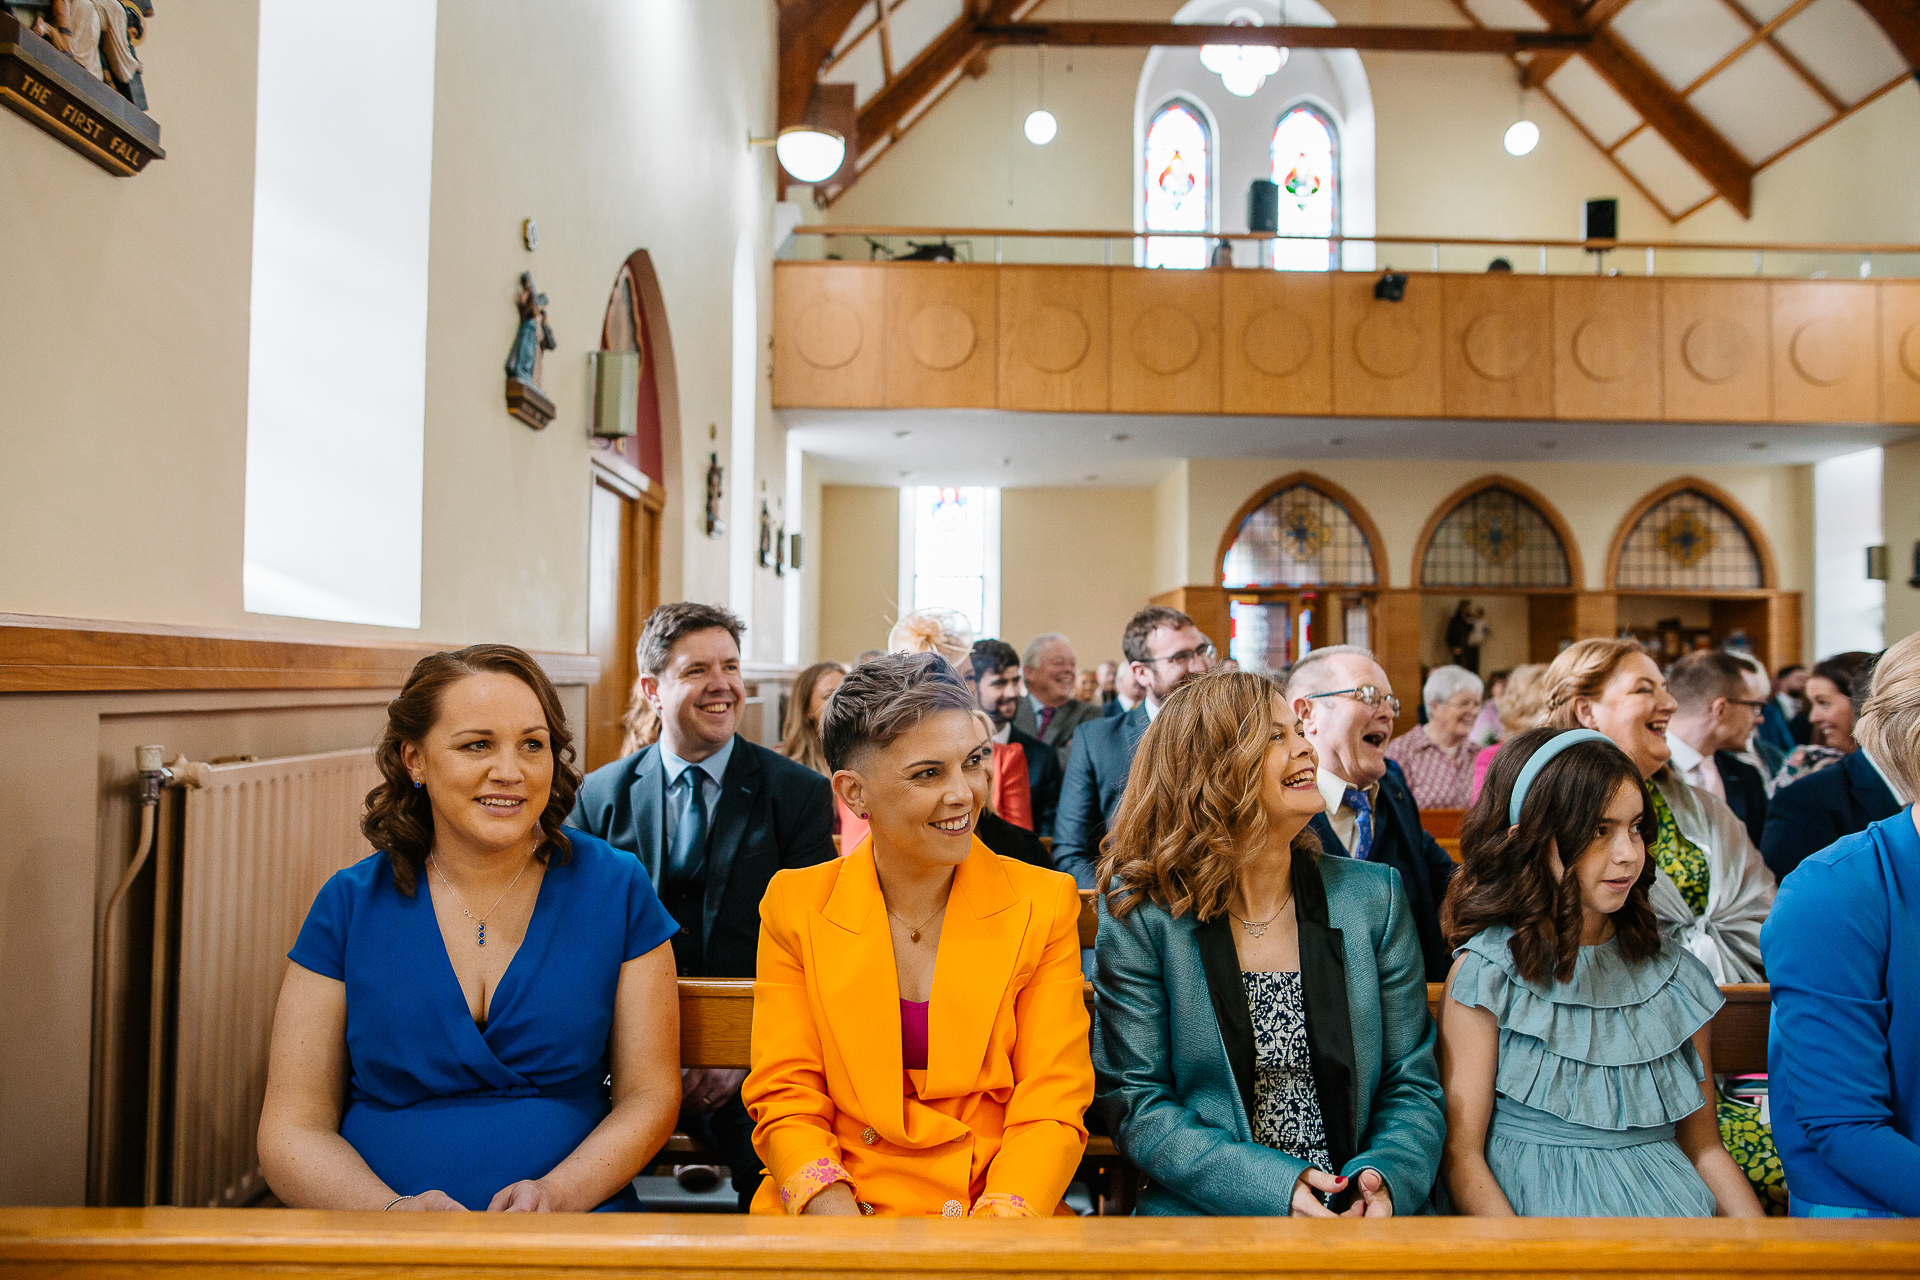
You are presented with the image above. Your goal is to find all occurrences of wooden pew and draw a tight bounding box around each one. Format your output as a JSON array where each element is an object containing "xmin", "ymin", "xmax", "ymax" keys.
[{"xmin": 6, "ymin": 1205, "xmax": 1918, "ymax": 1277}]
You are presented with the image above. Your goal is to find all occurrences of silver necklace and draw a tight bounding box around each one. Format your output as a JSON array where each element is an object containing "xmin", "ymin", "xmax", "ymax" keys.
[
  {"xmin": 429, "ymin": 853, "xmax": 533, "ymax": 947},
  {"xmin": 1233, "ymin": 887, "xmax": 1294, "ymax": 939}
]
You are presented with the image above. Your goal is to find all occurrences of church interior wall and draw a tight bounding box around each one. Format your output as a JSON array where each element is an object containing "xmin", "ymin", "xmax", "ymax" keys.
[{"xmin": 999, "ymin": 486, "xmax": 1158, "ymax": 666}]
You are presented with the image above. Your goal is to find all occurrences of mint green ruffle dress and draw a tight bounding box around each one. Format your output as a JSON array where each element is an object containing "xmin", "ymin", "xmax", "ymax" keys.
[{"xmin": 1452, "ymin": 925, "xmax": 1725, "ymax": 1217}]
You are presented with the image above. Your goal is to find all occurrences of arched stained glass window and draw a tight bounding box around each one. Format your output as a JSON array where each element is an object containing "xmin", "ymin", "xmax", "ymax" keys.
[
  {"xmin": 1223, "ymin": 483, "xmax": 1377, "ymax": 588},
  {"xmin": 1616, "ymin": 489, "xmax": 1763, "ymax": 590},
  {"xmin": 1143, "ymin": 99, "xmax": 1210, "ymax": 270},
  {"xmin": 1421, "ymin": 487, "xmax": 1571, "ymax": 588},
  {"xmin": 1271, "ymin": 105, "xmax": 1338, "ymax": 272}
]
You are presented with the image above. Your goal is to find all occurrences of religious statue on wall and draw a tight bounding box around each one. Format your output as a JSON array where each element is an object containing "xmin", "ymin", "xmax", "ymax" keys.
[
  {"xmin": 705, "ymin": 453, "xmax": 725, "ymax": 538},
  {"xmin": 505, "ymin": 271, "xmax": 558, "ymax": 429},
  {"xmin": 1445, "ymin": 598, "xmax": 1490, "ymax": 676},
  {"xmin": 758, "ymin": 500, "xmax": 773, "ymax": 568},
  {"xmin": 2, "ymin": 1, "xmax": 164, "ymax": 174},
  {"xmin": 10, "ymin": 0, "xmax": 150, "ymax": 108}
]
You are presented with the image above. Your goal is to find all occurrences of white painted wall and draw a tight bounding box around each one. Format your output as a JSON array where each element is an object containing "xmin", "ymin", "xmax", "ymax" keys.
[{"xmin": 1813, "ymin": 448, "xmax": 1886, "ymax": 656}]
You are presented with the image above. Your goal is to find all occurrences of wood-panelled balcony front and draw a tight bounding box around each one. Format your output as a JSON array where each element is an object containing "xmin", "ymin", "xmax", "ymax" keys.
[{"xmin": 772, "ymin": 248, "xmax": 1920, "ymax": 424}]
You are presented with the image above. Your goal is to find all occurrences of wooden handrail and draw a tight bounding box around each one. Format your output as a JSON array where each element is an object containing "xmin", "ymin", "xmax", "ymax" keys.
[
  {"xmin": 4, "ymin": 1207, "xmax": 1917, "ymax": 1275},
  {"xmin": 788, "ymin": 224, "xmax": 1920, "ymax": 255}
]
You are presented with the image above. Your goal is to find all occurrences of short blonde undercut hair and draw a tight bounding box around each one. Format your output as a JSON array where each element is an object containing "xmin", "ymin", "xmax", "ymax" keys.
[{"xmin": 1856, "ymin": 634, "xmax": 1918, "ymax": 803}]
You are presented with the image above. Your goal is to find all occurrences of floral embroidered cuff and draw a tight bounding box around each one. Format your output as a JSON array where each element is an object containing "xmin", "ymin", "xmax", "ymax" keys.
[
  {"xmin": 779, "ymin": 1157, "xmax": 852, "ymax": 1215},
  {"xmin": 969, "ymin": 1192, "xmax": 1038, "ymax": 1218}
]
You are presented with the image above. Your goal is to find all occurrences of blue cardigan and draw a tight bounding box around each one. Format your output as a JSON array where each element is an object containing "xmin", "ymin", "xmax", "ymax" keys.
[
  {"xmin": 1091, "ymin": 848, "xmax": 1444, "ymax": 1215},
  {"xmin": 1761, "ymin": 809, "xmax": 1920, "ymax": 1216}
]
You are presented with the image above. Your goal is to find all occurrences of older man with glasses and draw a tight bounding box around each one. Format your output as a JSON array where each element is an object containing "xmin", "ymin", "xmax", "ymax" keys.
[
  {"xmin": 1051, "ymin": 606, "xmax": 1216, "ymax": 890},
  {"xmin": 1665, "ymin": 650, "xmax": 1771, "ymax": 851},
  {"xmin": 1286, "ymin": 645, "xmax": 1458, "ymax": 981}
]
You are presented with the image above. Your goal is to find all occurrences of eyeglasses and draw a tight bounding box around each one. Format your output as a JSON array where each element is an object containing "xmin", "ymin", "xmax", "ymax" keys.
[
  {"xmin": 1306, "ymin": 685, "xmax": 1402, "ymax": 718},
  {"xmin": 1141, "ymin": 641, "xmax": 1217, "ymax": 667},
  {"xmin": 1728, "ymin": 699, "xmax": 1770, "ymax": 714}
]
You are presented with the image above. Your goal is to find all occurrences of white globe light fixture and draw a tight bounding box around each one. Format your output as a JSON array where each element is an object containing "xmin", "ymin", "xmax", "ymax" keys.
[
  {"xmin": 1023, "ymin": 108, "xmax": 1057, "ymax": 145},
  {"xmin": 773, "ymin": 125, "xmax": 846, "ymax": 183},
  {"xmin": 1503, "ymin": 118, "xmax": 1540, "ymax": 157},
  {"xmin": 1199, "ymin": 9, "xmax": 1285, "ymax": 98}
]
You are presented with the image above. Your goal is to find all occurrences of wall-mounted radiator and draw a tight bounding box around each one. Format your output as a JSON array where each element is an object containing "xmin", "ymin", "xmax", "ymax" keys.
[{"xmin": 95, "ymin": 748, "xmax": 379, "ymax": 1207}]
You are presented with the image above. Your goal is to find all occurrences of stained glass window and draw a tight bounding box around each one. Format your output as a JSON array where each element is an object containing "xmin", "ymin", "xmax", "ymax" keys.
[
  {"xmin": 1270, "ymin": 105, "xmax": 1337, "ymax": 272},
  {"xmin": 1616, "ymin": 489, "xmax": 1763, "ymax": 590},
  {"xmin": 1222, "ymin": 483, "xmax": 1377, "ymax": 588},
  {"xmin": 1421, "ymin": 487, "xmax": 1572, "ymax": 588},
  {"xmin": 911, "ymin": 486, "xmax": 994, "ymax": 634},
  {"xmin": 1143, "ymin": 100, "xmax": 1210, "ymax": 270}
]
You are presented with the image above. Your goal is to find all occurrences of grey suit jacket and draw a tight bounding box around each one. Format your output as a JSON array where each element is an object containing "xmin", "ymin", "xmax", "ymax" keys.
[
  {"xmin": 1011, "ymin": 696, "xmax": 1105, "ymax": 754},
  {"xmin": 1050, "ymin": 704, "xmax": 1149, "ymax": 889},
  {"xmin": 1092, "ymin": 850, "xmax": 1444, "ymax": 1216}
]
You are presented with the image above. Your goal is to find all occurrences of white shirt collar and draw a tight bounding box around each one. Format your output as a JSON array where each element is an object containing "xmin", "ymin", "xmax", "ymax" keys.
[
  {"xmin": 991, "ymin": 720, "xmax": 1011, "ymax": 744},
  {"xmin": 1144, "ymin": 696, "xmax": 1162, "ymax": 722},
  {"xmin": 1664, "ymin": 730, "xmax": 1707, "ymax": 777},
  {"xmin": 659, "ymin": 735, "xmax": 734, "ymax": 791},
  {"xmin": 1862, "ymin": 747, "xmax": 1910, "ymax": 805}
]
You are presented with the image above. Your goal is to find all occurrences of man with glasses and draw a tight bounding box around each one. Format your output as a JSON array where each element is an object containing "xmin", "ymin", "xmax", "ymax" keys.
[
  {"xmin": 1666, "ymin": 650, "xmax": 1771, "ymax": 849},
  {"xmin": 1051, "ymin": 606, "xmax": 1216, "ymax": 889},
  {"xmin": 1287, "ymin": 645, "xmax": 1457, "ymax": 981}
]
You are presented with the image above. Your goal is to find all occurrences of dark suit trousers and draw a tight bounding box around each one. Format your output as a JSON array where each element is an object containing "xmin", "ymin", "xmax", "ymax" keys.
[{"xmin": 680, "ymin": 1091, "xmax": 759, "ymax": 1211}]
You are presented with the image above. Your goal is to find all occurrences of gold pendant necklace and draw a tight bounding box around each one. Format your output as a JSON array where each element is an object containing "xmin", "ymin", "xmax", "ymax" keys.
[
  {"xmin": 1233, "ymin": 886, "xmax": 1294, "ymax": 940},
  {"xmin": 429, "ymin": 853, "xmax": 533, "ymax": 947},
  {"xmin": 887, "ymin": 901, "xmax": 946, "ymax": 944}
]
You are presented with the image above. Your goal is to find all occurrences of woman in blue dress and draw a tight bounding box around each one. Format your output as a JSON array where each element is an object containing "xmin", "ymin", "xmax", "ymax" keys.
[
  {"xmin": 1436, "ymin": 727, "xmax": 1762, "ymax": 1218},
  {"xmin": 259, "ymin": 645, "xmax": 681, "ymax": 1211}
]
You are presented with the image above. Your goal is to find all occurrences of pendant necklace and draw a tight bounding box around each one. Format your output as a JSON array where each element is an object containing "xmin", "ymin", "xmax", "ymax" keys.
[
  {"xmin": 1233, "ymin": 886, "xmax": 1294, "ymax": 939},
  {"xmin": 887, "ymin": 899, "xmax": 947, "ymax": 944},
  {"xmin": 429, "ymin": 852, "xmax": 533, "ymax": 947}
]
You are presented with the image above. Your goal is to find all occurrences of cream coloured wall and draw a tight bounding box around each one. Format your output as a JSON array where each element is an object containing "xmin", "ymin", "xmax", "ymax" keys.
[
  {"xmin": 817, "ymin": 485, "xmax": 902, "ymax": 661},
  {"xmin": 1, "ymin": 0, "xmax": 783, "ymax": 651},
  {"xmin": 1182, "ymin": 457, "xmax": 1814, "ymax": 600},
  {"xmin": 1000, "ymin": 487, "xmax": 1157, "ymax": 664},
  {"xmin": 1885, "ymin": 438, "xmax": 1920, "ymax": 645},
  {"xmin": 820, "ymin": 0, "xmax": 1919, "ymax": 249}
]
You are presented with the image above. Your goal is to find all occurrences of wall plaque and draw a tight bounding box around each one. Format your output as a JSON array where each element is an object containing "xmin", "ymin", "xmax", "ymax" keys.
[{"xmin": 1, "ymin": 11, "xmax": 162, "ymax": 176}]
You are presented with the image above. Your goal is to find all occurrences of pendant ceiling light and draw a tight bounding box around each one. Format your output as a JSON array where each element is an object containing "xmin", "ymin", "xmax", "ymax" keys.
[
  {"xmin": 1200, "ymin": 8, "xmax": 1285, "ymax": 98},
  {"xmin": 1504, "ymin": 81, "xmax": 1539, "ymax": 156},
  {"xmin": 1024, "ymin": 46, "xmax": 1056, "ymax": 144},
  {"xmin": 774, "ymin": 125, "xmax": 847, "ymax": 183}
]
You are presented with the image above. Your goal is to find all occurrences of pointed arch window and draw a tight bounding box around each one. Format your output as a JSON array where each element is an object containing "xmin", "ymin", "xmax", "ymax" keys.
[
  {"xmin": 1223, "ymin": 483, "xmax": 1378, "ymax": 589},
  {"xmin": 1421, "ymin": 487, "xmax": 1571, "ymax": 588},
  {"xmin": 1143, "ymin": 99, "xmax": 1210, "ymax": 270},
  {"xmin": 1270, "ymin": 104, "xmax": 1338, "ymax": 271},
  {"xmin": 1616, "ymin": 489, "xmax": 1764, "ymax": 590}
]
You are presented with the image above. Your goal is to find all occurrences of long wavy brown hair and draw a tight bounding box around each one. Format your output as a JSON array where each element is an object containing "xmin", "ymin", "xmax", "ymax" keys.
[
  {"xmin": 1443, "ymin": 727, "xmax": 1661, "ymax": 983},
  {"xmin": 779, "ymin": 660, "xmax": 847, "ymax": 775},
  {"xmin": 1099, "ymin": 670, "xmax": 1319, "ymax": 923},
  {"xmin": 362, "ymin": 644, "xmax": 581, "ymax": 896}
]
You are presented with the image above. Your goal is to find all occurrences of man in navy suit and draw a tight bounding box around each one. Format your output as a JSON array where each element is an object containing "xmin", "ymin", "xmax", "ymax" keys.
[
  {"xmin": 1287, "ymin": 646, "xmax": 1458, "ymax": 982},
  {"xmin": 1052, "ymin": 606, "xmax": 1217, "ymax": 889},
  {"xmin": 1664, "ymin": 651, "xmax": 1771, "ymax": 850},
  {"xmin": 570, "ymin": 602, "xmax": 834, "ymax": 1209},
  {"xmin": 966, "ymin": 638, "xmax": 1064, "ymax": 837}
]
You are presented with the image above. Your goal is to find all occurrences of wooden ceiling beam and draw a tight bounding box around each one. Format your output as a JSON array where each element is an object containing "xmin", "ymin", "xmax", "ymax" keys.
[
  {"xmin": 1524, "ymin": 0, "xmax": 1753, "ymax": 217},
  {"xmin": 854, "ymin": 0, "xmax": 1026, "ymax": 151},
  {"xmin": 1521, "ymin": 0, "xmax": 1633, "ymax": 89},
  {"xmin": 778, "ymin": 0, "xmax": 873, "ymax": 128},
  {"xmin": 1854, "ymin": 0, "xmax": 1920, "ymax": 78},
  {"xmin": 977, "ymin": 22, "xmax": 1589, "ymax": 53}
]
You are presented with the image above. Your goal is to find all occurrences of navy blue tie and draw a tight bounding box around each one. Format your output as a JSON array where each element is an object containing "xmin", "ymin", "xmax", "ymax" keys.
[
  {"xmin": 666, "ymin": 769, "xmax": 710, "ymax": 890},
  {"xmin": 1342, "ymin": 786, "xmax": 1374, "ymax": 861}
]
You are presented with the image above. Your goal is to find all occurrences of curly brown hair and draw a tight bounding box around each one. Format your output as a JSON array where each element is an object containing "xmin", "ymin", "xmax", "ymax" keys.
[
  {"xmin": 361, "ymin": 644, "xmax": 581, "ymax": 896},
  {"xmin": 1442, "ymin": 727, "xmax": 1661, "ymax": 983},
  {"xmin": 1099, "ymin": 669, "xmax": 1318, "ymax": 923}
]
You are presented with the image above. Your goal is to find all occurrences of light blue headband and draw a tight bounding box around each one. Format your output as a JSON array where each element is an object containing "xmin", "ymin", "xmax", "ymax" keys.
[{"xmin": 1509, "ymin": 729, "xmax": 1616, "ymax": 826}]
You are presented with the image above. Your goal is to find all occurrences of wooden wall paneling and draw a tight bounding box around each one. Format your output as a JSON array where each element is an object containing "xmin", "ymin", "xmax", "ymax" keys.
[
  {"xmin": 1552, "ymin": 277, "xmax": 1661, "ymax": 421},
  {"xmin": 997, "ymin": 266, "xmax": 1110, "ymax": 411},
  {"xmin": 1442, "ymin": 275, "xmax": 1553, "ymax": 419},
  {"xmin": 1574, "ymin": 591, "xmax": 1618, "ymax": 644},
  {"xmin": 1374, "ymin": 588, "xmax": 1425, "ymax": 737},
  {"xmin": 1770, "ymin": 281, "xmax": 1879, "ymax": 423},
  {"xmin": 884, "ymin": 263, "xmax": 998, "ymax": 408},
  {"xmin": 1151, "ymin": 585, "xmax": 1230, "ymax": 659},
  {"xmin": 1765, "ymin": 591, "xmax": 1803, "ymax": 671},
  {"xmin": 1331, "ymin": 272, "xmax": 1443, "ymax": 418},
  {"xmin": 1527, "ymin": 594, "xmax": 1575, "ymax": 663},
  {"xmin": 1110, "ymin": 270, "xmax": 1222, "ymax": 413},
  {"xmin": 770, "ymin": 262, "xmax": 886, "ymax": 408},
  {"xmin": 1221, "ymin": 271, "xmax": 1332, "ymax": 415},
  {"xmin": 1881, "ymin": 280, "xmax": 1920, "ymax": 423},
  {"xmin": 1661, "ymin": 279, "xmax": 1771, "ymax": 421}
]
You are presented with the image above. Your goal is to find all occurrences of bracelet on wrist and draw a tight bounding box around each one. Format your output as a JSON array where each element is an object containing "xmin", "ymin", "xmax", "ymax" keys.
[{"xmin": 382, "ymin": 1194, "xmax": 415, "ymax": 1211}]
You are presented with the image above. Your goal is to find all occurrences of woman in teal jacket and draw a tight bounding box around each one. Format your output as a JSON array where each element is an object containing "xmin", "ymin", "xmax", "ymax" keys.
[{"xmin": 1091, "ymin": 670, "xmax": 1444, "ymax": 1216}]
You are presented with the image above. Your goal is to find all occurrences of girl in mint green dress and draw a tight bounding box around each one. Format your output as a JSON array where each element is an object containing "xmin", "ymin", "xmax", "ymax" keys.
[{"xmin": 1435, "ymin": 728, "xmax": 1762, "ymax": 1218}]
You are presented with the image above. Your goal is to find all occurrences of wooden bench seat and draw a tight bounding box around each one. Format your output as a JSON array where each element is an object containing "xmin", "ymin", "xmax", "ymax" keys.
[{"xmin": 4, "ymin": 1206, "xmax": 1917, "ymax": 1277}]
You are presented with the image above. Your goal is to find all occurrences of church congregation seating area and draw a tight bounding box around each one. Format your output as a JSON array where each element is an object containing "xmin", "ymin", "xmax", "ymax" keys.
[{"xmin": 10, "ymin": 0, "xmax": 1920, "ymax": 1272}]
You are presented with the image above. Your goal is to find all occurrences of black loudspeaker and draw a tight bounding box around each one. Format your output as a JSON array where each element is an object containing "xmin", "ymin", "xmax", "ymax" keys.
[
  {"xmin": 1584, "ymin": 198, "xmax": 1618, "ymax": 241},
  {"xmin": 1248, "ymin": 179, "xmax": 1280, "ymax": 233}
]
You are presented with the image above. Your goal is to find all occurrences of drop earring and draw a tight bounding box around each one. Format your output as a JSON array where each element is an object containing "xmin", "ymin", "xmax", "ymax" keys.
[{"xmin": 412, "ymin": 777, "xmax": 423, "ymax": 788}]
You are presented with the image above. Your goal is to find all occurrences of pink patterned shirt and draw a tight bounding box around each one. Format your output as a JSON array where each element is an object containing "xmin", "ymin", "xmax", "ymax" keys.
[{"xmin": 1384, "ymin": 722, "xmax": 1476, "ymax": 810}]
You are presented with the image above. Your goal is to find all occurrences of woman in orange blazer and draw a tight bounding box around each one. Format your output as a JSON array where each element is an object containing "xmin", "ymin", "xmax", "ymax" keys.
[{"xmin": 744, "ymin": 651, "xmax": 1092, "ymax": 1217}]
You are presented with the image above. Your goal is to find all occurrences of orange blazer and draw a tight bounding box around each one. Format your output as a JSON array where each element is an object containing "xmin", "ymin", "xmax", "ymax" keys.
[{"xmin": 743, "ymin": 836, "xmax": 1091, "ymax": 1217}]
